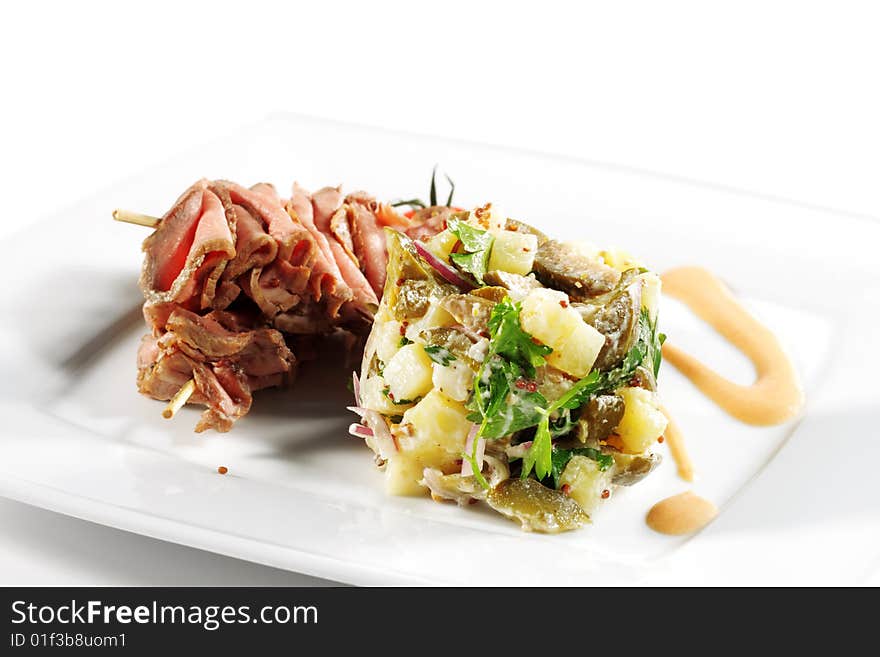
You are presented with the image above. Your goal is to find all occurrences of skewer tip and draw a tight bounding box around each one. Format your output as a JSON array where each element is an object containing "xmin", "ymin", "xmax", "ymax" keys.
[
  {"xmin": 113, "ymin": 208, "xmax": 160, "ymax": 228},
  {"xmin": 163, "ymin": 379, "xmax": 196, "ymax": 420}
]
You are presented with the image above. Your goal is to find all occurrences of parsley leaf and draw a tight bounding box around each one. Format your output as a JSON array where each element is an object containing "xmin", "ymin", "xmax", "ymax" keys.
[
  {"xmin": 640, "ymin": 308, "xmax": 665, "ymax": 379},
  {"xmin": 398, "ymin": 336, "xmax": 414, "ymax": 347},
  {"xmin": 449, "ymin": 250, "xmax": 492, "ymax": 283},
  {"xmin": 469, "ymin": 299, "xmax": 553, "ymax": 442},
  {"xmin": 548, "ymin": 407, "xmax": 578, "ymax": 438},
  {"xmin": 522, "ymin": 420, "xmax": 553, "ymax": 481},
  {"xmin": 424, "ymin": 344, "xmax": 457, "ymax": 366},
  {"xmin": 470, "ymin": 356, "xmax": 522, "ymax": 438},
  {"xmin": 448, "ymin": 215, "xmax": 494, "ymax": 252},
  {"xmin": 447, "ymin": 215, "xmax": 495, "ymax": 284},
  {"xmin": 486, "ymin": 298, "xmax": 552, "ymax": 377},
  {"xmin": 553, "ymin": 370, "xmax": 604, "ymax": 412},
  {"xmin": 478, "ymin": 373, "xmax": 548, "ymax": 439}
]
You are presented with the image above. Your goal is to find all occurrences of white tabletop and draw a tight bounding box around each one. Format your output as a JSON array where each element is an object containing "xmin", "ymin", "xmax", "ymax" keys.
[{"xmin": 2, "ymin": 2, "xmax": 878, "ymax": 585}]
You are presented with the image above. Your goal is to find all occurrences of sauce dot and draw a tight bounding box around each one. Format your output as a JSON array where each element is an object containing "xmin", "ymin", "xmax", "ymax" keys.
[
  {"xmin": 217, "ymin": 466, "xmax": 228, "ymax": 475},
  {"xmin": 646, "ymin": 491, "xmax": 718, "ymax": 535},
  {"xmin": 601, "ymin": 489, "xmax": 610, "ymax": 499}
]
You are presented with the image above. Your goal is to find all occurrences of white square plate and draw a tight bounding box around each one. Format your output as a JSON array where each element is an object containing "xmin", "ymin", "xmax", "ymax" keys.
[{"xmin": 2, "ymin": 114, "xmax": 878, "ymax": 585}]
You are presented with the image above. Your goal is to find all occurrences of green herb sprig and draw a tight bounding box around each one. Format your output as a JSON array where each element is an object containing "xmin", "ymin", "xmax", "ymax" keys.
[
  {"xmin": 467, "ymin": 298, "xmax": 552, "ymax": 436},
  {"xmin": 464, "ymin": 279, "xmax": 666, "ymax": 485},
  {"xmin": 390, "ymin": 166, "xmax": 456, "ymax": 210},
  {"xmin": 464, "ymin": 298, "xmax": 551, "ymax": 485},
  {"xmin": 446, "ymin": 215, "xmax": 495, "ymax": 284},
  {"xmin": 521, "ymin": 307, "xmax": 664, "ymax": 479}
]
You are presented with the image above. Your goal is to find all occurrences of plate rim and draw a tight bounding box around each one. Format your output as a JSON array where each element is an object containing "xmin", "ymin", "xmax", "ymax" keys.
[{"xmin": 2, "ymin": 112, "xmax": 878, "ymax": 585}]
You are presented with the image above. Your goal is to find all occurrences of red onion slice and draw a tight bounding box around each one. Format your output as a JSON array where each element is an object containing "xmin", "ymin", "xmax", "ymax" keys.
[
  {"xmin": 363, "ymin": 409, "xmax": 397, "ymax": 458},
  {"xmin": 349, "ymin": 423, "xmax": 374, "ymax": 438},
  {"xmin": 461, "ymin": 424, "xmax": 486, "ymax": 476},
  {"xmin": 412, "ymin": 240, "xmax": 473, "ymax": 290}
]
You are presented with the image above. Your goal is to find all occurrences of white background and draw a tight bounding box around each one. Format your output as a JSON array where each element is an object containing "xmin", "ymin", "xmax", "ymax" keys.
[{"xmin": 1, "ymin": 1, "xmax": 878, "ymax": 585}]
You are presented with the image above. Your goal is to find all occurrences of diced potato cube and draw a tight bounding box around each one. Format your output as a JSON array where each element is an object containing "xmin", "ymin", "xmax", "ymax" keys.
[
  {"xmin": 383, "ymin": 343, "xmax": 434, "ymax": 402},
  {"xmin": 599, "ymin": 247, "xmax": 644, "ymax": 272},
  {"xmin": 385, "ymin": 456, "xmax": 428, "ymax": 496},
  {"xmin": 359, "ymin": 375, "xmax": 401, "ymax": 414},
  {"xmin": 640, "ymin": 272, "xmax": 661, "ymax": 322},
  {"xmin": 425, "ymin": 229, "xmax": 459, "ymax": 260},
  {"xmin": 401, "ymin": 390, "xmax": 472, "ymax": 453},
  {"xmin": 488, "ymin": 230, "xmax": 538, "ymax": 276},
  {"xmin": 374, "ymin": 318, "xmax": 404, "ymax": 365},
  {"xmin": 520, "ymin": 288, "xmax": 605, "ymax": 377},
  {"xmin": 547, "ymin": 321, "xmax": 606, "ymax": 379},
  {"xmin": 386, "ymin": 390, "xmax": 472, "ymax": 495},
  {"xmin": 431, "ymin": 360, "xmax": 473, "ymax": 402},
  {"xmin": 616, "ymin": 387, "xmax": 668, "ymax": 454},
  {"xmin": 521, "ymin": 289, "xmax": 578, "ymax": 346},
  {"xmin": 559, "ymin": 455, "xmax": 615, "ymax": 515}
]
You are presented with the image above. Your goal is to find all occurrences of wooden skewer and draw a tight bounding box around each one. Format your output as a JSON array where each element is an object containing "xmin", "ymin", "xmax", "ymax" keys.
[
  {"xmin": 113, "ymin": 209, "xmax": 160, "ymax": 228},
  {"xmin": 163, "ymin": 379, "xmax": 196, "ymax": 419}
]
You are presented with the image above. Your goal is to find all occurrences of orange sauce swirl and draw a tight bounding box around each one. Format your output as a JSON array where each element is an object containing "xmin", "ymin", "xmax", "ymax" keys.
[
  {"xmin": 660, "ymin": 266, "xmax": 804, "ymax": 426},
  {"xmin": 646, "ymin": 267, "xmax": 803, "ymax": 535},
  {"xmin": 660, "ymin": 405, "xmax": 694, "ymax": 482}
]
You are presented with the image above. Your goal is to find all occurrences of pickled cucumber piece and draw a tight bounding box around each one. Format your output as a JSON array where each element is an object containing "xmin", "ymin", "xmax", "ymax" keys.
[{"xmin": 487, "ymin": 478, "xmax": 589, "ymax": 533}]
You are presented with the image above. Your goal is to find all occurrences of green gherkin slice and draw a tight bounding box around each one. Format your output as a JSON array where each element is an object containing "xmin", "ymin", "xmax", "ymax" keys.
[{"xmin": 487, "ymin": 478, "xmax": 590, "ymax": 533}]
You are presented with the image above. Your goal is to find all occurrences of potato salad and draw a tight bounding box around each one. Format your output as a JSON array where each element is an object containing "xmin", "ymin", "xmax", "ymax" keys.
[{"xmin": 350, "ymin": 205, "xmax": 667, "ymax": 532}]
